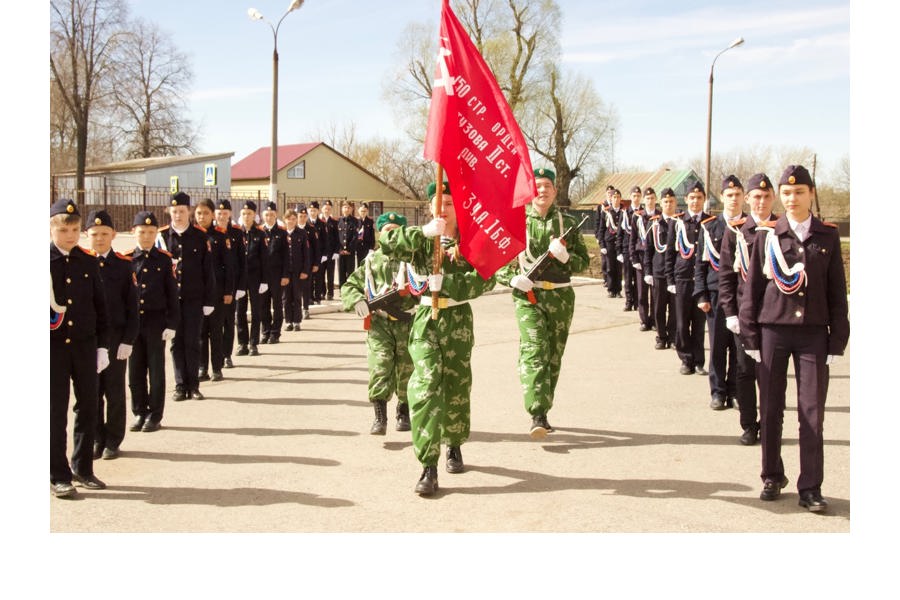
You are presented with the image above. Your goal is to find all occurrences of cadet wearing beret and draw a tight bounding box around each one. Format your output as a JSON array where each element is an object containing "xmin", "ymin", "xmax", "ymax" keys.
[
  {"xmin": 235, "ymin": 200, "xmax": 269, "ymax": 356},
  {"xmin": 85, "ymin": 210, "xmax": 139, "ymax": 460},
  {"xmin": 307, "ymin": 201, "xmax": 328, "ymax": 303},
  {"xmin": 355, "ymin": 202, "xmax": 376, "ymax": 266},
  {"xmin": 195, "ymin": 198, "xmax": 235, "ymax": 382},
  {"xmin": 125, "ymin": 211, "xmax": 180, "ymax": 433},
  {"xmin": 157, "ymin": 192, "xmax": 216, "ymax": 401},
  {"xmin": 738, "ymin": 165, "xmax": 849, "ymax": 512},
  {"xmin": 282, "ymin": 207, "xmax": 312, "ymax": 331},
  {"xmin": 643, "ymin": 188, "xmax": 678, "ymax": 349},
  {"xmin": 214, "ymin": 199, "xmax": 246, "ymax": 369},
  {"xmin": 665, "ymin": 180, "xmax": 710, "ymax": 376},
  {"xmin": 260, "ymin": 201, "xmax": 290, "ymax": 344},
  {"xmin": 632, "ymin": 187, "xmax": 660, "ymax": 331},
  {"xmin": 297, "ymin": 204, "xmax": 320, "ymax": 318},
  {"xmin": 337, "ymin": 200, "xmax": 360, "ymax": 288},
  {"xmin": 321, "ymin": 200, "xmax": 341, "ymax": 300},
  {"xmin": 49, "ymin": 199, "xmax": 111, "ymax": 497}
]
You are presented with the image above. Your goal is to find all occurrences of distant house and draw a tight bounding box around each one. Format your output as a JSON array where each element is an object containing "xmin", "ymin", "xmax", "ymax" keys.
[
  {"xmin": 231, "ymin": 142, "xmax": 411, "ymax": 214},
  {"xmin": 575, "ymin": 168, "xmax": 711, "ymax": 212}
]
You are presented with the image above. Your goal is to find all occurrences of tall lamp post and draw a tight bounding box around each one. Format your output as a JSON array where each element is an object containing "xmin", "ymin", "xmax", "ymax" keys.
[
  {"xmin": 248, "ymin": 0, "xmax": 305, "ymax": 205},
  {"xmin": 705, "ymin": 36, "xmax": 744, "ymax": 210}
]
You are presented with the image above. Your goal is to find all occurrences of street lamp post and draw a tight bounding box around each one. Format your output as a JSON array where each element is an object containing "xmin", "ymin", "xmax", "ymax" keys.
[
  {"xmin": 705, "ymin": 36, "xmax": 744, "ymax": 210},
  {"xmin": 248, "ymin": 0, "xmax": 305, "ymax": 206}
]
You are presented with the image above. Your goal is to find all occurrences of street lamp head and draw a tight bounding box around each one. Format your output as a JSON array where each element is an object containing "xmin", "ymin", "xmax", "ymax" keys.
[
  {"xmin": 729, "ymin": 37, "xmax": 745, "ymax": 49},
  {"xmin": 247, "ymin": 8, "xmax": 263, "ymax": 21},
  {"xmin": 287, "ymin": 0, "xmax": 304, "ymax": 11}
]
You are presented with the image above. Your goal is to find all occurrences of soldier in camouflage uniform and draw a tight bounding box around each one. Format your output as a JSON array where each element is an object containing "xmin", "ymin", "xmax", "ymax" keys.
[
  {"xmin": 379, "ymin": 182, "xmax": 496, "ymax": 496},
  {"xmin": 496, "ymin": 168, "xmax": 589, "ymax": 439},
  {"xmin": 341, "ymin": 212, "xmax": 416, "ymax": 436}
]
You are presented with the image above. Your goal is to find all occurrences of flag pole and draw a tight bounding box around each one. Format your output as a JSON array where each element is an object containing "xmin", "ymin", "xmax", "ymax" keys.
[{"xmin": 431, "ymin": 163, "xmax": 444, "ymax": 320}]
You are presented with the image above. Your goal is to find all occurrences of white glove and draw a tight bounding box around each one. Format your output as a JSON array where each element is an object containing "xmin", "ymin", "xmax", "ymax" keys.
[
  {"xmin": 259, "ymin": 283, "xmax": 269, "ymax": 294},
  {"xmin": 826, "ymin": 355, "xmax": 837, "ymax": 366},
  {"xmin": 428, "ymin": 273, "xmax": 443, "ymax": 292},
  {"xmin": 320, "ymin": 255, "xmax": 327, "ymax": 264},
  {"xmin": 548, "ymin": 238, "xmax": 569, "ymax": 263},
  {"xmin": 97, "ymin": 348, "xmax": 110, "ymax": 373},
  {"xmin": 162, "ymin": 328, "xmax": 176, "ymax": 341},
  {"xmin": 666, "ymin": 284, "xmax": 676, "ymax": 294},
  {"xmin": 332, "ymin": 253, "xmax": 339, "ymax": 261},
  {"xmin": 644, "ymin": 275, "xmax": 653, "ymax": 286},
  {"xmin": 725, "ymin": 316, "xmax": 740, "ymax": 335},
  {"xmin": 354, "ymin": 300, "xmax": 370, "ymax": 318},
  {"xmin": 116, "ymin": 343, "xmax": 133, "ymax": 361},
  {"xmin": 202, "ymin": 306, "xmax": 214, "ymax": 316},
  {"xmin": 616, "ymin": 254, "xmax": 624, "ymax": 263},
  {"xmin": 235, "ymin": 289, "xmax": 246, "ymax": 300},
  {"xmin": 633, "ymin": 263, "xmax": 642, "ymax": 271},
  {"xmin": 422, "ymin": 217, "xmax": 446, "ymax": 238},
  {"xmin": 745, "ymin": 349, "xmax": 761, "ymax": 362},
  {"xmin": 600, "ymin": 248, "xmax": 608, "ymax": 255},
  {"xmin": 510, "ymin": 275, "xmax": 534, "ymax": 292}
]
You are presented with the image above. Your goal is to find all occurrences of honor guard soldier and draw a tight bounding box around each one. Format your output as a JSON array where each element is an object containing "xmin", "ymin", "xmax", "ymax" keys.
[
  {"xmin": 695, "ymin": 176, "xmax": 744, "ymax": 411},
  {"xmin": 86, "ymin": 210, "xmax": 139, "ymax": 460},
  {"xmin": 739, "ymin": 165, "xmax": 849, "ymax": 512},
  {"xmin": 195, "ymin": 198, "xmax": 235, "ymax": 382},
  {"xmin": 665, "ymin": 181, "xmax": 710, "ymax": 375},
  {"xmin": 379, "ymin": 181, "xmax": 496, "ymax": 496},
  {"xmin": 600, "ymin": 188, "xmax": 625, "ymax": 298},
  {"xmin": 50, "ymin": 199, "xmax": 111, "ymax": 497},
  {"xmin": 497, "ymin": 168, "xmax": 590, "ymax": 438},
  {"xmin": 235, "ymin": 200, "xmax": 269, "ymax": 356},
  {"xmin": 337, "ymin": 200, "xmax": 359, "ymax": 287},
  {"xmin": 643, "ymin": 188, "xmax": 679, "ymax": 349},
  {"xmin": 308, "ymin": 201, "xmax": 328, "ymax": 303},
  {"xmin": 157, "ymin": 192, "xmax": 215, "ymax": 401},
  {"xmin": 214, "ymin": 200, "xmax": 246, "ymax": 369},
  {"xmin": 298, "ymin": 204, "xmax": 320, "ymax": 318},
  {"xmin": 355, "ymin": 202, "xmax": 376, "ymax": 265},
  {"xmin": 342, "ymin": 211, "xmax": 416, "ymax": 436},
  {"xmin": 321, "ymin": 200, "xmax": 340, "ymax": 299},
  {"xmin": 619, "ymin": 186, "xmax": 642, "ymax": 311},
  {"xmin": 126, "ymin": 211, "xmax": 179, "ymax": 434},
  {"xmin": 595, "ymin": 185, "xmax": 613, "ymax": 288},
  {"xmin": 282, "ymin": 207, "xmax": 312, "ymax": 331},
  {"xmin": 632, "ymin": 187, "xmax": 659, "ymax": 331},
  {"xmin": 260, "ymin": 201, "xmax": 290, "ymax": 344},
  {"xmin": 719, "ymin": 173, "xmax": 777, "ymax": 445}
]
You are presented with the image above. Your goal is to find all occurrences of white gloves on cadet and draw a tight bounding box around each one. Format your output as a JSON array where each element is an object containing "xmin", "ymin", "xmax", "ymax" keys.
[
  {"xmin": 259, "ymin": 283, "xmax": 269, "ymax": 294},
  {"xmin": 745, "ymin": 349, "xmax": 761, "ymax": 362},
  {"xmin": 510, "ymin": 275, "xmax": 534, "ymax": 293},
  {"xmin": 633, "ymin": 263, "xmax": 642, "ymax": 271},
  {"xmin": 667, "ymin": 284, "xmax": 676, "ymax": 294},
  {"xmin": 422, "ymin": 217, "xmax": 446, "ymax": 239},
  {"xmin": 332, "ymin": 253, "xmax": 339, "ymax": 261},
  {"xmin": 320, "ymin": 255, "xmax": 328, "ymax": 264},
  {"xmin": 725, "ymin": 316, "xmax": 740, "ymax": 335},
  {"xmin": 162, "ymin": 328, "xmax": 176, "ymax": 341},
  {"xmin": 644, "ymin": 275, "xmax": 653, "ymax": 286},
  {"xmin": 202, "ymin": 306, "xmax": 214, "ymax": 316},
  {"xmin": 428, "ymin": 274, "xmax": 443, "ymax": 292},
  {"xmin": 354, "ymin": 300, "xmax": 370, "ymax": 318},
  {"xmin": 826, "ymin": 355, "xmax": 837, "ymax": 366},
  {"xmin": 236, "ymin": 289, "xmax": 246, "ymax": 300},
  {"xmin": 96, "ymin": 348, "xmax": 110, "ymax": 373},
  {"xmin": 600, "ymin": 248, "xmax": 608, "ymax": 255},
  {"xmin": 116, "ymin": 343, "xmax": 133, "ymax": 361},
  {"xmin": 548, "ymin": 238, "xmax": 569, "ymax": 263},
  {"xmin": 616, "ymin": 254, "xmax": 624, "ymax": 263}
]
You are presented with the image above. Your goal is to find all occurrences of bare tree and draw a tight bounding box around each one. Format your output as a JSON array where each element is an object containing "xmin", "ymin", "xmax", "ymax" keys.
[{"xmin": 306, "ymin": 120, "xmax": 359, "ymax": 157}]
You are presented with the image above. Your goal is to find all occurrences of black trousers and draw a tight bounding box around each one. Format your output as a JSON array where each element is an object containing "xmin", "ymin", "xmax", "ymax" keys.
[
  {"xmin": 758, "ymin": 324, "xmax": 829, "ymax": 492},
  {"xmin": 283, "ymin": 275, "xmax": 304, "ymax": 324},
  {"xmin": 97, "ymin": 328, "xmax": 127, "ymax": 451},
  {"xmin": 705, "ymin": 291, "xmax": 737, "ymax": 398},
  {"xmin": 129, "ymin": 325, "xmax": 166, "ymax": 423},
  {"xmin": 50, "ymin": 337, "xmax": 98, "ymax": 483},
  {"xmin": 636, "ymin": 270, "xmax": 653, "ymax": 328},
  {"xmin": 261, "ymin": 281, "xmax": 285, "ymax": 339},
  {"xmin": 338, "ymin": 252, "xmax": 356, "ymax": 288},
  {"xmin": 733, "ymin": 335, "xmax": 759, "ymax": 431},
  {"xmin": 171, "ymin": 299, "xmax": 203, "ymax": 391},
  {"xmin": 222, "ymin": 295, "xmax": 237, "ymax": 358},
  {"xmin": 323, "ymin": 257, "xmax": 336, "ymax": 298},
  {"xmin": 605, "ymin": 247, "xmax": 622, "ymax": 294},
  {"xmin": 310, "ymin": 263, "xmax": 324, "ymax": 301},
  {"xmin": 200, "ymin": 299, "xmax": 226, "ymax": 373},
  {"xmin": 674, "ymin": 280, "xmax": 706, "ymax": 369},
  {"xmin": 622, "ymin": 260, "xmax": 636, "ymax": 308},
  {"xmin": 652, "ymin": 276, "xmax": 675, "ymax": 345},
  {"xmin": 236, "ymin": 284, "xmax": 263, "ymax": 346}
]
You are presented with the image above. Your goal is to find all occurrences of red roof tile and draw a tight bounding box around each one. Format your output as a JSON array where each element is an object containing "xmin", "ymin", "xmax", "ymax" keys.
[{"xmin": 232, "ymin": 142, "xmax": 322, "ymax": 180}]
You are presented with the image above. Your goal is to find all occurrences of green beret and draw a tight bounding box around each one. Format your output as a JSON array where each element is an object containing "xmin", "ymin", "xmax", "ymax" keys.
[
  {"xmin": 427, "ymin": 181, "xmax": 451, "ymax": 199},
  {"xmin": 375, "ymin": 211, "xmax": 407, "ymax": 231},
  {"xmin": 534, "ymin": 167, "xmax": 555, "ymax": 183}
]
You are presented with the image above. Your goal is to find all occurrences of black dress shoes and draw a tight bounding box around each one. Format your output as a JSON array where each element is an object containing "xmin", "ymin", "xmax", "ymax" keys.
[
  {"xmin": 654, "ymin": 340, "xmax": 669, "ymax": 350},
  {"xmin": 172, "ymin": 389, "xmax": 188, "ymax": 402},
  {"xmin": 190, "ymin": 389, "xmax": 204, "ymax": 400},
  {"xmin": 198, "ymin": 369, "xmax": 210, "ymax": 382},
  {"xmin": 130, "ymin": 415, "xmax": 146, "ymax": 432},
  {"xmin": 223, "ymin": 356, "xmax": 234, "ymax": 368},
  {"xmin": 760, "ymin": 476, "xmax": 789, "ymax": 501},
  {"xmin": 639, "ymin": 323, "xmax": 651, "ymax": 331},
  {"xmin": 415, "ymin": 466, "xmax": 439, "ymax": 495},
  {"xmin": 211, "ymin": 371, "xmax": 224, "ymax": 382},
  {"xmin": 236, "ymin": 345, "xmax": 249, "ymax": 356},
  {"xmin": 102, "ymin": 446, "xmax": 119, "ymax": 460},
  {"xmin": 284, "ymin": 323, "xmax": 294, "ymax": 332},
  {"xmin": 740, "ymin": 426, "xmax": 759, "ymax": 446},
  {"xmin": 695, "ymin": 366, "xmax": 709, "ymax": 376},
  {"xmin": 709, "ymin": 394, "xmax": 726, "ymax": 410},
  {"xmin": 142, "ymin": 420, "xmax": 161, "ymax": 433},
  {"xmin": 679, "ymin": 364, "xmax": 695, "ymax": 375},
  {"xmin": 249, "ymin": 345, "xmax": 260, "ymax": 356},
  {"xmin": 798, "ymin": 490, "xmax": 828, "ymax": 512},
  {"xmin": 446, "ymin": 446, "xmax": 464, "ymax": 474},
  {"xmin": 51, "ymin": 482, "xmax": 76, "ymax": 498},
  {"xmin": 259, "ymin": 336, "xmax": 269, "ymax": 344},
  {"xmin": 72, "ymin": 472, "xmax": 107, "ymax": 490},
  {"xmin": 93, "ymin": 442, "xmax": 103, "ymax": 460}
]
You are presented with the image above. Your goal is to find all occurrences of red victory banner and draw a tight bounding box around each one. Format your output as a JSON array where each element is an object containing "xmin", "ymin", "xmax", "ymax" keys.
[{"xmin": 423, "ymin": 0, "xmax": 536, "ymax": 278}]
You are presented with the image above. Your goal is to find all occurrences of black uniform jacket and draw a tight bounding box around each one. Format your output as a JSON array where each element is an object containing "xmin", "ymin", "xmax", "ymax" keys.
[
  {"xmin": 286, "ymin": 226, "xmax": 312, "ymax": 277},
  {"xmin": 50, "ymin": 244, "xmax": 109, "ymax": 348},
  {"xmin": 157, "ymin": 224, "xmax": 215, "ymax": 306},
  {"xmin": 693, "ymin": 214, "xmax": 730, "ymax": 303},
  {"xmin": 98, "ymin": 250, "xmax": 139, "ymax": 344},
  {"xmin": 665, "ymin": 211, "xmax": 710, "ymax": 286},
  {"xmin": 125, "ymin": 246, "xmax": 179, "ymax": 333}
]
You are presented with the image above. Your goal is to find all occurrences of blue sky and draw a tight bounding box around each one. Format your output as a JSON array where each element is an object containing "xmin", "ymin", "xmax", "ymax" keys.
[{"xmin": 123, "ymin": 0, "xmax": 850, "ymax": 182}]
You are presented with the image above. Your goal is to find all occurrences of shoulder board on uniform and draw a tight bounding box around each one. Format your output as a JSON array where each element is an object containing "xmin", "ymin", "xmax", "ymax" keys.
[
  {"xmin": 757, "ymin": 220, "xmax": 777, "ymax": 228},
  {"xmin": 158, "ymin": 225, "xmax": 170, "ymax": 232},
  {"xmin": 74, "ymin": 246, "xmax": 97, "ymax": 257},
  {"xmin": 635, "ymin": 209, "xmax": 645, "ymax": 216},
  {"xmin": 822, "ymin": 221, "xmax": 838, "ymax": 228},
  {"xmin": 216, "ymin": 225, "xmax": 227, "ymax": 234},
  {"xmin": 732, "ymin": 217, "xmax": 747, "ymax": 227},
  {"xmin": 701, "ymin": 215, "xmax": 716, "ymax": 225},
  {"xmin": 122, "ymin": 249, "xmax": 136, "ymax": 257},
  {"xmin": 649, "ymin": 215, "xmax": 660, "ymax": 221},
  {"xmin": 193, "ymin": 224, "xmax": 207, "ymax": 233},
  {"xmin": 157, "ymin": 248, "xmax": 173, "ymax": 258},
  {"xmin": 277, "ymin": 224, "xmax": 287, "ymax": 231},
  {"xmin": 114, "ymin": 251, "xmax": 133, "ymax": 262},
  {"xmin": 231, "ymin": 223, "xmax": 242, "ymax": 230},
  {"xmin": 674, "ymin": 212, "xmax": 685, "ymax": 218}
]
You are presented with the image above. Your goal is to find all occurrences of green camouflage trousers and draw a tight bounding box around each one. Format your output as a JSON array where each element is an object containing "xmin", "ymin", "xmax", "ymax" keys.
[
  {"xmin": 514, "ymin": 286, "xmax": 575, "ymax": 415},
  {"xmin": 407, "ymin": 304, "xmax": 474, "ymax": 466},
  {"xmin": 367, "ymin": 315, "xmax": 412, "ymax": 405}
]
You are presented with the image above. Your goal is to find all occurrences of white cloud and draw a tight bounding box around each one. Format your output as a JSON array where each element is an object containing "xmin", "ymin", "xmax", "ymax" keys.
[{"xmin": 189, "ymin": 86, "xmax": 270, "ymax": 101}]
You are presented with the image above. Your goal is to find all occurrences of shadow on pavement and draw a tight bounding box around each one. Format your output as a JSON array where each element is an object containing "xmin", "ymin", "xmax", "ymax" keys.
[
  {"xmin": 212, "ymin": 396, "xmax": 370, "ymax": 408},
  {"xmin": 160, "ymin": 425, "xmax": 360, "ymax": 437},
  {"xmin": 123, "ymin": 450, "xmax": 341, "ymax": 467},
  {"xmin": 81, "ymin": 485, "xmax": 354, "ymax": 508}
]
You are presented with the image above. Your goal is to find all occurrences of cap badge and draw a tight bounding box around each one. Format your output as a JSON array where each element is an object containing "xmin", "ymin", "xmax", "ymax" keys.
[
  {"xmin": 145, "ymin": 217, "xmax": 152, "ymax": 225},
  {"xmin": 788, "ymin": 176, "xmax": 796, "ymax": 184},
  {"xmin": 94, "ymin": 217, "xmax": 102, "ymax": 225},
  {"xmin": 66, "ymin": 204, "xmax": 74, "ymax": 214}
]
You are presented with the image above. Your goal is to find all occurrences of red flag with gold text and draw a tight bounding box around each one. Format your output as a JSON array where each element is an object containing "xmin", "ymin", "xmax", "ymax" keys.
[{"xmin": 423, "ymin": 0, "xmax": 534, "ymax": 278}]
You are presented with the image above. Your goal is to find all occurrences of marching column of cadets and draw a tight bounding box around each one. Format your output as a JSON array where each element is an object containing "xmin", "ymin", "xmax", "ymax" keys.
[{"xmin": 50, "ymin": 165, "xmax": 848, "ymax": 512}]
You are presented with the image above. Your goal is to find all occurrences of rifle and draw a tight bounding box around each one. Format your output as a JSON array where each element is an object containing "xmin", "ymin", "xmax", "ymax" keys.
[
  {"xmin": 523, "ymin": 214, "xmax": 589, "ymax": 304},
  {"xmin": 363, "ymin": 286, "xmax": 413, "ymax": 330}
]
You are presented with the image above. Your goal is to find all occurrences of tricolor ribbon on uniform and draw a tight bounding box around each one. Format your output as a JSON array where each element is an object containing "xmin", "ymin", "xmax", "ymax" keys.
[
  {"xmin": 700, "ymin": 223, "xmax": 720, "ymax": 271},
  {"xmin": 406, "ymin": 262, "xmax": 429, "ymax": 296},
  {"xmin": 621, "ymin": 213, "xmax": 632, "ymax": 234},
  {"xmin": 675, "ymin": 219, "xmax": 696, "ymax": 260},
  {"xmin": 762, "ymin": 228, "xmax": 806, "ymax": 294},
  {"xmin": 651, "ymin": 221, "xmax": 667, "ymax": 253},
  {"xmin": 726, "ymin": 221, "xmax": 751, "ymax": 282},
  {"xmin": 636, "ymin": 215, "xmax": 649, "ymax": 242}
]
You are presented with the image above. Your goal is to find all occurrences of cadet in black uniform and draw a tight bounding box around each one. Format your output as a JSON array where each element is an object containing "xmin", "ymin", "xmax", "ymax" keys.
[
  {"xmin": 157, "ymin": 192, "xmax": 215, "ymax": 400},
  {"xmin": 298, "ymin": 204, "xmax": 320, "ymax": 318},
  {"xmin": 321, "ymin": 200, "xmax": 340, "ymax": 300},
  {"xmin": 665, "ymin": 181, "xmax": 710, "ymax": 376},
  {"xmin": 601, "ymin": 189, "xmax": 625, "ymax": 298},
  {"xmin": 355, "ymin": 202, "xmax": 376, "ymax": 265},
  {"xmin": 644, "ymin": 188, "xmax": 678, "ymax": 350},
  {"xmin": 337, "ymin": 200, "xmax": 359, "ymax": 288},
  {"xmin": 126, "ymin": 211, "xmax": 180, "ymax": 433},
  {"xmin": 619, "ymin": 186, "xmax": 642, "ymax": 311},
  {"xmin": 50, "ymin": 199, "xmax": 110, "ymax": 497},
  {"xmin": 632, "ymin": 187, "xmax": 659, "ymax": 331},
  {"xmin": 739, "ymin": 165, "xmax": 849, "ymax": 512},
  {"xmin": 196, "ymin": 198, "xmax": 235, "ymax": 382},
  {"xmin": 308, "ymin": 201, "xmax": 326, "ymax": 303},
  {"xmin": 260, "ymin": 201, "xmax": 289, "ymax": 344},
  {"xmin": 86, "ymin": 210, "xmax": 139, "ymax": 460},
  {"xmin": 215, "ymin": 200, "xmax": 246, "ymax": 369},
  {"xmin": 282, "ymin": 208, "xmax": 312, "ymax": 331},
  {"xmin": 236, "ymin": 200, "xmax": 268, "ymax": 356},
  {"xmin": 595, "ymin": 185, "xmax": 613, "ymax": 288},
  {"xmin": 719, "ymin": 173, "xmax": 777, "ymax": 445},
  {"xmin": 695, "ymin": 176, "xmax": 743, "ymax": 410}
]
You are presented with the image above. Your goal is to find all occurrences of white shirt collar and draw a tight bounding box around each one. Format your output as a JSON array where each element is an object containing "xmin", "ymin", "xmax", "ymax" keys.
[
  {"xmin": 786, "ymin": 214, "xmax": 813, "ymax": 240},
  {"xmin": 171, "ymin": 224, "xmax": 188, "ymax": 234}
]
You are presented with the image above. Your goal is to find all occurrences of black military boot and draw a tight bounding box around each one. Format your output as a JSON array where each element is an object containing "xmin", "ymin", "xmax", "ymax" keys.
[
  {"xmin": 530, "ymin": 413, "xmax": 549, "ymax": 439},
  {"xmin": 446, "ymin": 445, "xmax": 464, "ymax": 473},
  {"xmin": 370, "ymin": 400, "xmax": 387, "ymax": 435},
  {"xmin": 415, "ymin": 466, "xmax": 439, "ymax": 495},
  {"xmin": 396, "ymin": 403, "xmax": 411, "ymax": 432}
]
